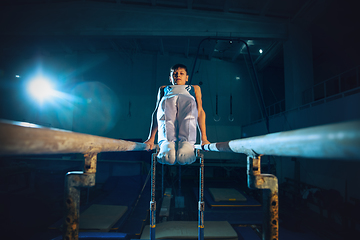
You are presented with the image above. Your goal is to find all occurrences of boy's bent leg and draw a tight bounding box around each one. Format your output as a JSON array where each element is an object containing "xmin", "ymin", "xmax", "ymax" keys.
[
  {"xmin": 177, "ymin": 96, "xmax": 198, "ymax": 144},
  {"xmin": 157, "ymin": 96, "xmax": 177, "ymax": 143},
  {"xmin": 176, "ymin": 96, "xmax": 198, "ymax": 164},
  {"xmin": 157, "ymin": 96, "xmax": 177, "ymax": 165}
]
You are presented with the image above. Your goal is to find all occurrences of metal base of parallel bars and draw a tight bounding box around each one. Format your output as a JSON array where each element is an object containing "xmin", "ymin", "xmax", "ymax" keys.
[
  {"xmin": 149, "ymin": 150, "xmax": 205, "ymax": 240},
  {"xmin": 63, "ymin": 153, "xmax": 97, "ymax": 240},
  {"xmin": 247, "ymin": 155, "xmax": 278, "ymax": 240}
]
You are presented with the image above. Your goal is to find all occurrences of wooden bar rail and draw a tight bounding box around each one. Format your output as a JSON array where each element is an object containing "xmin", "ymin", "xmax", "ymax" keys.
[{"xmin": 0, "ymin": 119, "xmax": 149, "ymax": 156}]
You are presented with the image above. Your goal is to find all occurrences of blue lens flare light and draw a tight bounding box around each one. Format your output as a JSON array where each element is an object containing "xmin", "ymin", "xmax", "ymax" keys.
[{"xmin": 27, "ymin": 77, "xmax": 54, "ymax": 101}]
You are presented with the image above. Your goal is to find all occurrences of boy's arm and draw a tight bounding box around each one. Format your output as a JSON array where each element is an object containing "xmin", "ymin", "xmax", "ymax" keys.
[
  {"xmin": 194, "ymin": 85, "xmax": 210, "ymax": 146},
  {"xmin": 144, "ymin": 86, "xmax": 165, "ymax": 150}
]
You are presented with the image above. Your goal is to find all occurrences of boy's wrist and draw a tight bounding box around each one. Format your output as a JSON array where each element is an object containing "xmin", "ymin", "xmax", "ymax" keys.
[{"xmin": 201, "ymin": 136, "xmax": 208, "ymax": 141}]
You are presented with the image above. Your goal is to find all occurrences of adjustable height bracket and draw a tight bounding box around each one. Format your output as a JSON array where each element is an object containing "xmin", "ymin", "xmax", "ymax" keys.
[
  {"xmin": 247, "ymin": 155, "xmax": 278, "ymax": 240},
  {"xmin": 63, "ymin": 152, "xmax": 97, "ymax": 240}
]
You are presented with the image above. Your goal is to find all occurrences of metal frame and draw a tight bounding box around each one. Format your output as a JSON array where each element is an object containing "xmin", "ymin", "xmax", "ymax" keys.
[
  {"xmin": 63, "ymin": 152, "xmax": 97, "ymax": 240},
  {"xmin": 149, "ymin": 150, "xmax": 205, "ymax": 240},
  {"xmin": 150, "ymin": 152, "xmax": 157, "ymax": 240},
  {"xmin": 197, "ymin": 150, "xmax": 205, "ymax": 240},
  {"xmin": 0, "ymin": 120, "xmax": 148, "ymax": 240},
  {"xmin": 2, "ymin": 119, "xmax": 360, "ymax": 240},
  {"xmin": 247, "ymin": 155, "xmax": 278, "ymax": 240}
]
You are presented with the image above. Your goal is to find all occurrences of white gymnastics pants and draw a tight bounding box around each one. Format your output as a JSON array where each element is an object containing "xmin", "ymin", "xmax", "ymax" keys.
[{"xmin": 157, "ymin": 94, "xmax": 198, "ymax": 146}]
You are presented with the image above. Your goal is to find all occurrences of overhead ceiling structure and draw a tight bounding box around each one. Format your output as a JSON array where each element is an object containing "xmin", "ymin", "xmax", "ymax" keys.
[{"xmin": 0, "ymin": 0, "xmax": 331, "ymax": 70}]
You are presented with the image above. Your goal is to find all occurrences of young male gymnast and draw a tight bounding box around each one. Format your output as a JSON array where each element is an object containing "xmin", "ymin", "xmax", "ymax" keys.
[{"xmin": 144, "ymin": 63, "xmax": 210, "ymax": 165}]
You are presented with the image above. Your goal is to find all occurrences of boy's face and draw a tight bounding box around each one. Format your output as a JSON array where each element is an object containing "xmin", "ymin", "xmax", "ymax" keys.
[{"xmin": 170, "ymin": 67, "xmax": 188, "ymax": 85}]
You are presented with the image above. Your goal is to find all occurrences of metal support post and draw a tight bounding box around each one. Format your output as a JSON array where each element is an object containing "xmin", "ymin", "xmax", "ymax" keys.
[
  {"xmin": 63, "ymin": 152, "xmax": 97, "ymax": 240},
  {"xmin": 161, "ymin": 163, "xmax": 164, "ymax": 197},
  {"xmin": 247, "ymin": 155, "xmax": 278, "ymax": 240},
  {"xmin": 197, "ymin": 150, "xmax": 205, "ymax": 240},
  {"xmin": 150, "ymin": 152, "xmax": 157, "ymax": 240}
]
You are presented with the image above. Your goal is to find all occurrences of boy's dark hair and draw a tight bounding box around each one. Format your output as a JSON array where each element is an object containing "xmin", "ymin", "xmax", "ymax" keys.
[{"xmin": 170, "ymin": 64, "xmax": 188, "ymax": 74}]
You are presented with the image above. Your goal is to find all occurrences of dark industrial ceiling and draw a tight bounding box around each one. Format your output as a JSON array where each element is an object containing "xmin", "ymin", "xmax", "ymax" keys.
[{"xmin": 0, "ymin": 0, "xmax": 359, "ymax": 71}]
